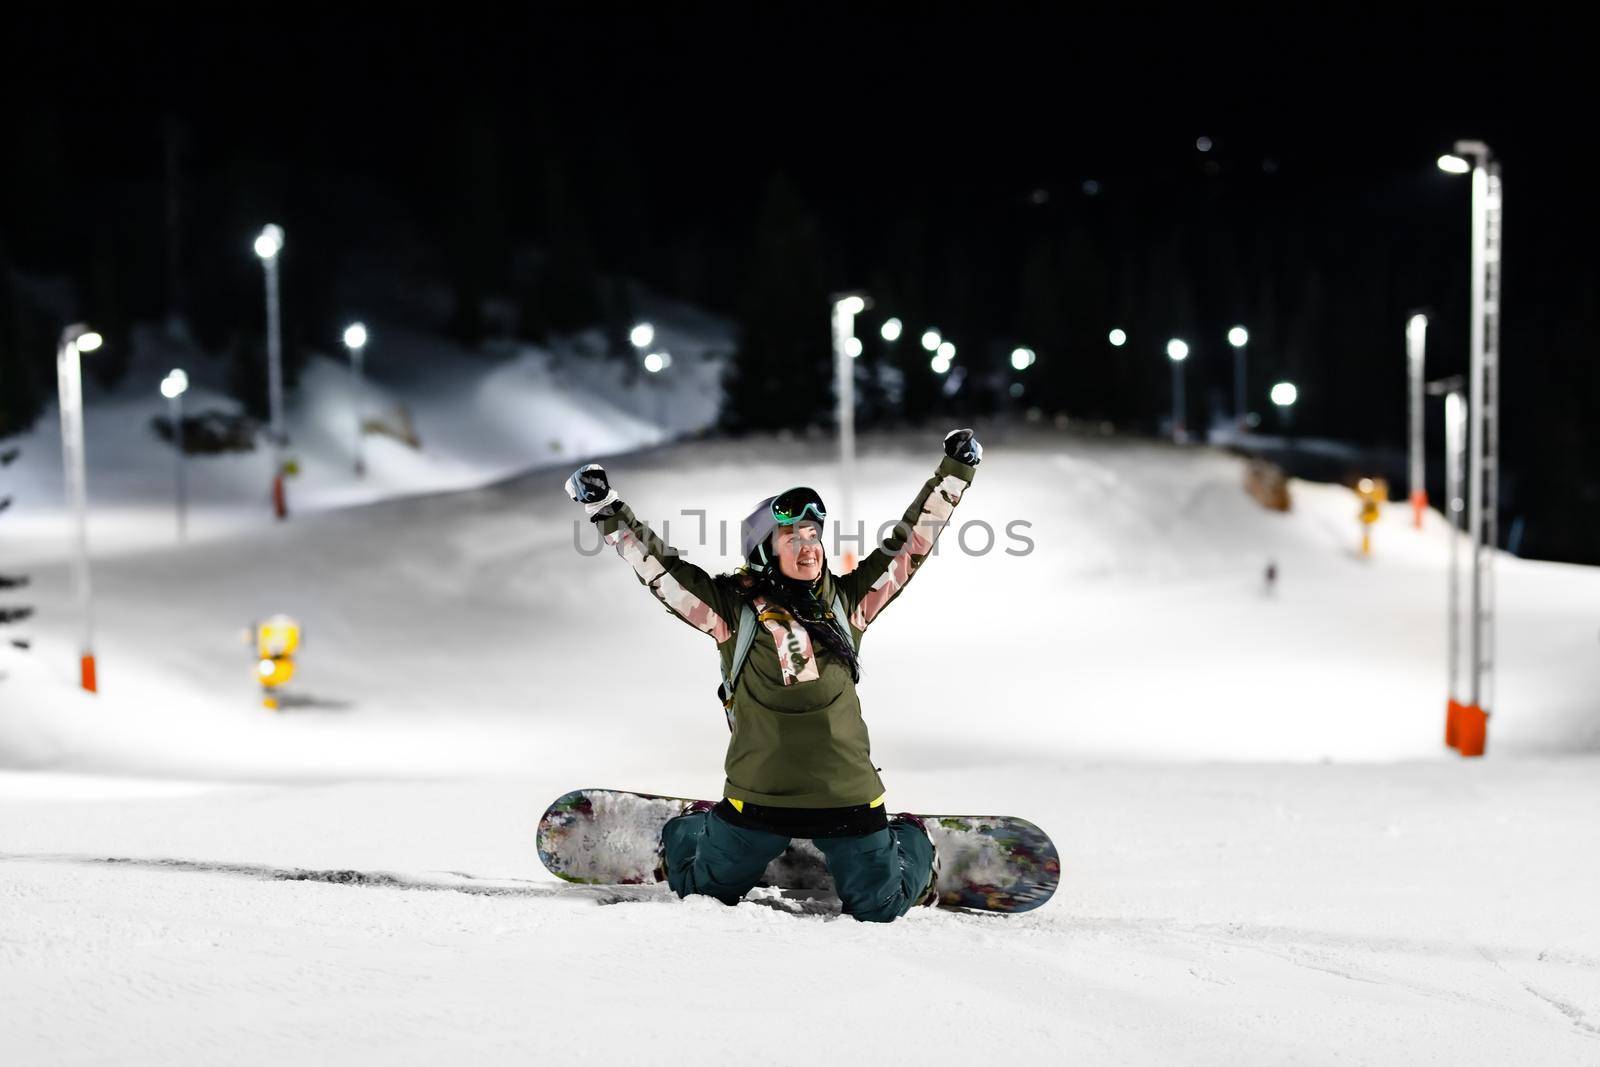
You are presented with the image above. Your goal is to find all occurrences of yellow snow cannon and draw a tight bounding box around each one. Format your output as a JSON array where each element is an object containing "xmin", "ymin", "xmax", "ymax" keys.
[
  {"xmin": 1356, "ymin": 477, "xmax": 1387, "ymax": 556},
  {"xmin": 247, "ymin": 614, "xmax": 302, "ymax": 710}
]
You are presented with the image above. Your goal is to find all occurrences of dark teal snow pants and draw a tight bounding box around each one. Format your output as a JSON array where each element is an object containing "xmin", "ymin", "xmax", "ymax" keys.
[{"xmin": 662, "ymin": 809, "xmax": 933, "ymax": 923}]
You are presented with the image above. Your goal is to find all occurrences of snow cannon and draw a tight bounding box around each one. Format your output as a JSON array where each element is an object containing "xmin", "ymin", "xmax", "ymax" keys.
[
  {"xmin": 1356, "ymin": 477, "xmax": 1387, "ymax": 556},
  {"xmin": 246, "ymin": 614, "xmax": 301, "ymax": 710}
]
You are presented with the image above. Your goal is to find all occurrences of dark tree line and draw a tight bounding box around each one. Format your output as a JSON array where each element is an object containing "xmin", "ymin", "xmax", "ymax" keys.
[
  {"xmin": 2, "ymin": 92, "xmax": 1596, "ymax": 564},
  {"xmin": 0, "ymin": 442, "xmax": 30, "ymax": 646}
]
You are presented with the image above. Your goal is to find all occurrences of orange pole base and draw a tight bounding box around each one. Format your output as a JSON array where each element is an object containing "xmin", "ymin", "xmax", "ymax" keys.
[
  {"xmin": 1411, "ymin": 489, "xmax": 1428, "ymax": 529},
  {"xmin": 1455, "ymin": 703, "xmax": 1488, "ymax": 757},
  {"xmin": 80, "ymin": 654, "xmax": 98, "ymax": 693},
  {"xmin": 273, "ymin": 472, "xmax": 288, "ymax": 520},
  {"xmin": 1445, "ymin": 698, "xmax": 1463, "ymax": 749}
]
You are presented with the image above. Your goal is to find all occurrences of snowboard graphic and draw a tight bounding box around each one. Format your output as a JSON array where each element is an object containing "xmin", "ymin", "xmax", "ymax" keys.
[{"xmin": 537, "ymin": 788, "xmax": 1059, "ymax": 914}]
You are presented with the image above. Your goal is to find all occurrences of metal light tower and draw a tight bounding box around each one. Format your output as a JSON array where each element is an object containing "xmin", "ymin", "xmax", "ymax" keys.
[
  {"xmin": 55, "ymin": 324, "xmax": 103, "ymax": 692},
  {"xmin": 343, "ymin": 322, "xmax": 369, "ymax": 477},
  {"xmin": 1227, "ymin": 326, "xmax": 1249, "ymax": 430},
  {"xmin": 1437, "ymin": 141, "xmax": 1501, "ymax": 757},
  {"xmin": 1166, "ymin": 339, "xmax": 1189, "ymax": 443},
  {"xmin": 253, "ymin": 224, "xmax": 287, "ymax": 519},
  {"xmin": 160, "ymin": 369, "xmax": 190, "ymax": 541},
  {"xmin": 831, "ymin": 293, "xmax": 867, "ymax": 570},
  {"xmin": 1405, "ymin": 313, "xmax": 1429, "ymax": 528},
  {"xmin": 1428, "ymin": 375, "xmax": 1468, "ymax": 745},
  {"xmin": 1445, "ymin": 389, "xmax": 1468, "ymax": 732}
]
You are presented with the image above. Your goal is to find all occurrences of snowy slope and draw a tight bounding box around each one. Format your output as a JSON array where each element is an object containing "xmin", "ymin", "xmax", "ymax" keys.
[
  {"xmin": 4, "ymin": 424, "xmax": 1600, "ymax": 1064},
  {"xmin": 1, "ymin": 761, "xmax": 1597, "ymax": 1065},
  {"xmin": 1, "ymin": 315, "xmax": 727, "ymax": 553},
  {"xmin": 4, "ymin": 427, "xmax": 1596, "ymax": 776}
]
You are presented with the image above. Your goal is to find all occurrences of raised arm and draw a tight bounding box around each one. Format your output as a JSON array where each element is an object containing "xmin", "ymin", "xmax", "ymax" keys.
[
  {"xmin": 836, "ymin": 429, "xmax": 981, "ymax": 632},
  {"xmin": 565, "ymin": 464, "xmax": 738, "ymax": 643}
]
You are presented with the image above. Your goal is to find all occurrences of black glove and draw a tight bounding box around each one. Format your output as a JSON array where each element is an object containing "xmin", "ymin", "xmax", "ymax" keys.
[
  {"xmin": 564, "ymin": 463, "xmax": 613, "ymax": 505},
  {"xmin": 943, "ymin": 428, "xmax": 982, "ymax": 467}
]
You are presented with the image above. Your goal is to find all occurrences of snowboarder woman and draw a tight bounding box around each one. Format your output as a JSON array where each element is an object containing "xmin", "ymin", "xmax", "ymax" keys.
[{"xmin": 564, "ymin": 429, "xmax": 981, "ymax": 922}]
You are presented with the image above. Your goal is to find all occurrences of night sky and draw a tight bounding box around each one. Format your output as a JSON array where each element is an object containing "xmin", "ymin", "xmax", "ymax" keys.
[{"xmin": 3, "ymin": 9, "xmax": 1595, "ymax": 561}]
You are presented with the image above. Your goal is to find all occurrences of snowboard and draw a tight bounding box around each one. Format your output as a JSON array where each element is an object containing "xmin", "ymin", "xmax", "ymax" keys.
[{"xmin": 537, "ymin": 788, "xmax": 1059, "ymax": 914}]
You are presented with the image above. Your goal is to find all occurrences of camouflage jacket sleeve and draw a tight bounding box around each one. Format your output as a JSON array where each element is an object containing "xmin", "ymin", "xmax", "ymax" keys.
[
  {"xmin": 591, "ymin": 502, "xmax": 740, "ymax": 643},
  {"xmin": 837, "ymin": 454, "xmax": 976, "ymax": 632}
]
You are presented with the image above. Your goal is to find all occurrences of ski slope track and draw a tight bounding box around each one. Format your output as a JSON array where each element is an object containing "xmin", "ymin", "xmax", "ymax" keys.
[{"xmin": 3, "ymin": 403, "xmax": 1599, "ymax": 1062}]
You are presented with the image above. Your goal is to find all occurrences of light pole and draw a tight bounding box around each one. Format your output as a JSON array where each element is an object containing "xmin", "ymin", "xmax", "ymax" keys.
[
  {"xmin": 929, "ymin": 341, "xmax": 960, "ymax": 409},
  {"xmin": 253, "ymin": 224, "xmax": 287, "ymax": 519},
  {"xmin": 1427, "ymin": 376, "xmax": 1468, "ymax": 748},
  {"xmin": 1106, "ymin": 330, "xmax": 1129, "ymax": 417},
  {"xmin": 1009, "ymin": 346, "xmax": 1036, "ymax": 404},
  {"xmin": 642, "ymin": 349, "xmax": 671, "ymax": 429},
  {"xmin": 1270, "ymin": 381, "xmax": 1297, "ymax": 417},
  {"xmin": 629, "ymin": 323, "xmax": 667, "ymax": 431},
  {"xmin": 831, "ymin": 293, "xmax": 867, "ymax": 570},
  {"xmin": 56, "ymin": 324, "xmax": 103, "ymax": 692},
  {"xmin": 160, "ymin": 369, "xmax": 189, "ymax": 541},
  {"xmin": 1437, "ymin": 140, "xmax": 1502, "ymax": 757},
  {"xmin": 1165, "ymin": 339, "xmax": 1189, "ymax": 443},
  {"xmin": 343, "ymin": 322, "xmax": 369, "ymax": 477},
  {"xmin": 1405, "ymin": 313, "xmax": 1429, "ymax": 528},
  {"xmin": 1227, "ymin": 326, "xmax": 1249, "ymax": 430},
  {"xmin": 876, "ymin": 317, "xmax": 902, "ymax": 419},
  {"xmin": 628, "ymin": 323, "xmax": 665, "ymax": 432}
]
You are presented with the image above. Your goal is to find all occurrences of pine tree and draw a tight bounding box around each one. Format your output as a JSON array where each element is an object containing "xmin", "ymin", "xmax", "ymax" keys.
[
  {"xmin": 880, "ymin": 214, "xmax": 937, "ymax": 425},
  {"xmin": 226, "ymin": 332, "xmax": 270, "ymax": 422},
  {"xmin": 86, "ymin": 218, "xmax": 130, "ymax": 390},
  {"xmin": 602, "ymin": 278, "xmax": 638, "ymax": 361},
  {"xmin": 1061, "ymin": 223, "xmax": 1113, "ymax": 419},
  {"xmin": 0, "ymin": 238, "xmax": 49, "ymax": 440},
  {"xmin": 855, "ymin": 277, "xmax": 895, "ymax": 427},
  {"xmin": 447, "ymin": 109, "xmax": 508, "ymax": 348},
  {"xmin": 0, "ymin": 443, "xmax": 31, "ymax": 647},
  {"xmin": 533, "ymin": 158, "xmax": 602, "ymax": 337},
  {"xmin": 721, "ymin": 175, "xmax": 830, "ymax": 433},
  {"xmin": 1018, "ymin": 237, "xmax": 1068, "ymax": 414}
]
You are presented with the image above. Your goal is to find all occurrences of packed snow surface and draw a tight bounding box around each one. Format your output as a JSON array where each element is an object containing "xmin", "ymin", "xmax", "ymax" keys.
[{"xmin": 4, "ymin": 395, "xmax": 1599, "ymax": 1062}]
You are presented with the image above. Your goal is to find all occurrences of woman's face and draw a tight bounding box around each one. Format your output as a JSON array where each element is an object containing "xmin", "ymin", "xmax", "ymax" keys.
[{"xmin": 774, "ymin": 521, "xmax": 825, "ymax": 582}]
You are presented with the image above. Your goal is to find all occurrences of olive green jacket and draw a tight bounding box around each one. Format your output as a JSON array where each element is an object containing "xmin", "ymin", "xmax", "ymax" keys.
[{"xmin": 593, "ymin": 454, "xmax": 977, "ymax": 807}]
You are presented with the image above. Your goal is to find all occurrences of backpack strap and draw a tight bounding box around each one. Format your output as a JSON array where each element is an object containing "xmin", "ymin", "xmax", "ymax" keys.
[
  {"xmin": 717, "ymin": 601, "xmax": 760, "ymax": 730},
  {"xmin": 716, "ymin": 589, "xmax": 857, "ymax": 730},
  {"xmin": 830, "ymin": 590, "xmax": 856, "ymax": 653}
]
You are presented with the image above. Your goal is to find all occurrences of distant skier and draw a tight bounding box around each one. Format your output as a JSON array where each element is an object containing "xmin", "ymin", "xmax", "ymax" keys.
[{"xmin": 563, "ymin": 429, "xmax": 981, "ymax": 922}]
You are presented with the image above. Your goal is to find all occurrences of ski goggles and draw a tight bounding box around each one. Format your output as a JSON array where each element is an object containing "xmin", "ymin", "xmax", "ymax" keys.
[{"xmin": 770, "ymin": 486, "xmax": 827, "ymax": 526}]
